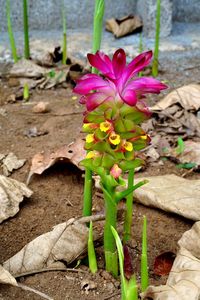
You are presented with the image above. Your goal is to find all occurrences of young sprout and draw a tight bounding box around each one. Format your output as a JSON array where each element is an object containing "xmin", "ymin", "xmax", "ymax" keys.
[
  {"xmin": 111, "ymin": 226, "xmax": 138, "ymax": 300},
  {"xmin": 83, "ymin": 0, "xmax": 105, "ymax": 217},
  {"xmin": 141, "ymin": 216, "xmax": 149, "ymax": 292},
  {"xmin": 6, "ymin": 0, "xmax": 18, "ymax": 63},
  {"xmin": 92, "ymin": 0, "xmax": 105, "ymax": 74},
  {"xmin": 152, "ymin": 0, "xmax": 161, "ymax": 77},
  {"xmin": 88, "ymin": 221, "xmax": 98, "ymax": 273},
  {"xmin": 176, "ymin": 137, "xmax": 185, "ymax": 155},
  {"xmin": 23, "ymin": 0, "xmax": 30, "ymax": 59},
  {"xmin": 23, "ymin": 83, "xmax": 29, "ymax": 101},
  {"xmin": 61, "ymin": 0, "xmax": 67, "ymax": 64}
]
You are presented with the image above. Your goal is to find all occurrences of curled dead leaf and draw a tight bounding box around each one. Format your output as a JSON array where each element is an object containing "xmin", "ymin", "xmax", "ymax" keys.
[
  {"xmin": 0, "ymin": 175, "xmax": 33, "ymax": 223},
  {"xmin": 27, "ymin": 138, "xmax": 86, "ymax": 184},
  {"xmin": 3, "ymin": 215, "xmax": 104, "ymax": 278},
  {"xmin": 141, "ymin": 222, "xmax": 200, "ymax": 300},
  {"xmin": 0, "ymin": 265, "xmax": 18, "ymax": 286},
  {"xmin": 154, "ymin": 251, "xmax": 176, "ymax": 276}
]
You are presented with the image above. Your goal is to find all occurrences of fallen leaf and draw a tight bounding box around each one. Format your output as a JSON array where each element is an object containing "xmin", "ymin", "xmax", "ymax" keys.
[
  {"xmin": 10, "ymin": 59, "xmax": 47, "ymax": 78},
  {"xmin": 27, "ymin": 138, "xmax": 86, "ymax": 184},
  {"xmin": 141, "ymin": 222, "xmax": 200, "ymax": 300},
  {"xmin": 0, "ymin": 265, "xmax": 18, "ymax": 286},
  {"xmin": 1, "ymin": 153, "xmax": 26, "ymax": 176},
  {"xmin": 106, "ymin": 15, "xmax": 142, "ymax": 38},
  {"xmin": 3, "ymin": 215, "xmax": 104, "ymax": 277},
  {"xmin": 154, "ymin": 251, "xmax": 176, "ymax": 276},
  {"xmin": 151, "ymin": 84, "xmax": 200, "ymax": 111},
  {"xmin": 94, "ymin": 174, "xmax": 200, "ymax": 221},
  {"xmin": 0, "ymin": 175, "xmax": 33, "ymax": 223}
]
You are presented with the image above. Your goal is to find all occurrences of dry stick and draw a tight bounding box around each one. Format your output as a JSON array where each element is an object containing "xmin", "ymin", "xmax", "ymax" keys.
[{"xmin": 18, "ymin": 283, "xmax": 53, "ymax": 300}]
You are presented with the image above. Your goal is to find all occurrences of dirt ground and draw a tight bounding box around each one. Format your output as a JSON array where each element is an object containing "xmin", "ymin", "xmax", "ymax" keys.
[{"xmin": 0, "ymin": 54, "xmax": 200, "ymax": 300}]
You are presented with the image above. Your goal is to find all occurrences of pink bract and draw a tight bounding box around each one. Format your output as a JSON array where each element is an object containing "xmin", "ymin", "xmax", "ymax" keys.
[{"xmin": 74, "ymin": 49, "xmax": 167, "ymax": 111}]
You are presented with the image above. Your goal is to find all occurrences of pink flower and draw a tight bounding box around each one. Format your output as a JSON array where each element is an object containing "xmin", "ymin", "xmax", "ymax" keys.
[
  {"xmin": 74, "ymin": 49, "xmax": 167, "ymax": 111},
  {"xmin": 110, "ymin": 164, "xmax": 122, "ymax": 179}
]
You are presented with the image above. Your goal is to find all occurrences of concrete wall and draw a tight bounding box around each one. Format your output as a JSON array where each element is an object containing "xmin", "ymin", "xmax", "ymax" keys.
[
  {"xmin": 173, "ymin": 0, "xmax": 200, "ymax": 22},
  {"xmin": 0, "ymin": 0, "xmax": 137, "ymax": 31}
]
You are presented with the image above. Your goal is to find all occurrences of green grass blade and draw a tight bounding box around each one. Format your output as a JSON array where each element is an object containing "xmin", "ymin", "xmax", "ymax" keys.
[
  {"xmin": 92, "ymin": 0, "xmax": 105, "ymax": 73},
  {"xmin": 152, "ymin": 0, "xmax": 160, "ymax": 77},
  {"xmin": 123, "ymin": 169, "xmax": 134, "ymax": 243},
  {"xmin": 62, "ymin": 0, "xmax": 67, "ymax": 64},
  {"xmin": 23, "ymin": 0, "xmax": 30, "ymax": 59},
  {"xmin": 88, "ymin": 221, "xmax": 98, "ymax": 273},
  {"xmin": 6, "ymin": 0, "xmax": 18, "ymax": 62},
  {"xmin": 141, "ymin": 216, "xmax": 149, "ymax": 292}
]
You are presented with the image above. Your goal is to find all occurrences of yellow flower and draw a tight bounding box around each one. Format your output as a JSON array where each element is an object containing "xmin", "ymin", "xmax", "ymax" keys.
[
  {"xmin": 100, "ymin": 121, "xmax": 111, "ymax": 132},
  {"xmin": 140, "ymin": 135, "xmax": 147, "ymax": 140},
  {"xmin": 86, "ymin": 151, "xmax": 98, "ymax": 159},
  {"xmin": 109, "ymin": 132, "xmax": 121, "ymax": 145},
  {"xmin": 86, "ymin": 133, "xmax": 95, "ymax": 143},
  {"xmin": 123, "ymin": 141, "xmax": 133, "ymax": 152}
]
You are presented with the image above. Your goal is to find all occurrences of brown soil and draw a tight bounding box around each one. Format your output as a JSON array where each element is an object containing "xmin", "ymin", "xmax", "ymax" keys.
[{"xmin": 0, "ymin": 64, "xmax": 198, "ymax": 300}]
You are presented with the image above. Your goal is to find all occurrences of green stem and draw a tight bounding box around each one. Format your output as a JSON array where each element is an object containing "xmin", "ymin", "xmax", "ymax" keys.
[
  {"xmin": 82, "ymin": 0, "xmax": 105, "ymax": 216},
  {"xmin": 152, "ymin": 0, "xmax": 160, "ymax": 77},
  {"xmin": 92, "ymin": 0, "xmax": 105, "ymax": 74},
  {"xmin": 88, "ymin": 221, "xmax": 98, "ymax": 273},
  {"xmin": 103, "ymin": 190, "xmax": 118, "ymax": 277},
  {"xmin": 123, "ymin": 169, "xmax": 134, "ymax": 243},
  {"xmin": 83, "ymin": 168, "xmax": 93, "ymax": 216},
  {"xmin": 6, "ymin": 0, "xmax": 18, "ymax": 62},
  {"xmin": 23, "ymin": 0, "xmax": 30, "ymax": 59},
  {"xmin": 62, "ymin": 0, "xmax": 67, "ymax": 64},
  {"xmin": 141, "ymin": 216, "xmax": 149, "ymax": 292}
]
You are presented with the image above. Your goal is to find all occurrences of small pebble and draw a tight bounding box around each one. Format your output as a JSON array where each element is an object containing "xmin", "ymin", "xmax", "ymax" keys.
[{"xmin": 32, "ymin": 101, "xmax": 50, "ymax": 113}]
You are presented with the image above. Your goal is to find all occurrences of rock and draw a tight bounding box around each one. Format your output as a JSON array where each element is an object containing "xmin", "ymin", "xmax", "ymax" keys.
[{"xmin": 32, "ymin": 101, "xmax": 50, "ymax": 113}]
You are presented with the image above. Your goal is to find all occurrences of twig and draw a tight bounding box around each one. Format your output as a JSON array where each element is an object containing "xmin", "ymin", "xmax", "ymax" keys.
[
  {"xmin": 18, "ymin": 282, "xmax": 53, "ymax": 300},
  {"xmin": 14, "ymin": 267, "xmax": 87, "ymax": 278},
  {"xmin": 103, "ymin": 291, "xmax": 120, "ymax": 300}
]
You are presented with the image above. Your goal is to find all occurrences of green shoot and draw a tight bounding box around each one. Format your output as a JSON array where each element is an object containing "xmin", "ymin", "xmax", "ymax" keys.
[
  {"xmin": 23, "ymin": 0, "xmax": 30, "ymax": 59},
  {"xmin": 123, "ymin": 168, "xmax": 134, "ymax": 243},
  {"xmin": 92, "ymin": 0, "xmax": 105, "ymax": 73},
  {"xmin": 88, "ymin": 221, "xmax": 98, "ymax": 273},
  {"xmin": 152, "ymin": 0, "xmax": 161, "ymax": 77},
  {"xmin": 141, "ymin": 216, "xmax": 149, "ymax": 292},
  {"xmin": 62, "ymin": 0, "xmax": 67, "ymax": 64},
  {"xmin": 176, "ymin": 137, "xmax": 185, "ymax": 155},
  {"xmin": 111, "ymin": 226, "xmax": 138, "ymax": 300},
  {"xmin": 83, "ymin": 0, "xmax": 105, "ymax": 217},
  {"xmin": 23, "ymin": 83, "xmax": 29, "ymax": 101},
  {"xmin": 6, "ymin": 0, "xmax": 18, "ymax": 63}
]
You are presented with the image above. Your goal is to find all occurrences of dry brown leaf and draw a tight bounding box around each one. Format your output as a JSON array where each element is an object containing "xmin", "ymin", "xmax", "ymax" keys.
[
  {"xmin": 10, "ymin": 59, "xmax": 47, "ymax": 78},
  {"xmin": 141, "ymin": 222, "xmax": 200, "ymax": 300},
  {"xmin": 3, "ymin": 215, "xmax": 104, "ymax": 277},
  {"xmin": 0, "ymin": 265, "xmax": 18, "ymax": 286},
  {"xmin": 133, "ymin": 174, "xmax": 200, "ymax": 221},
  {"xmin": 151, "ymin": 84, "xmax": 200, "ymax": 111},
  {"xmin": 94, "ymin": 174, "xmax": 200, "ymax": 221},
  {"xmin": 106, "ymin": 15, "xmax": 142, "ymax": 38},
  {"xmin": 0, "ymin": 175, "xmax": 33, "ymax": 223},
  {"xmin": 0, "ymin": 152, "xmax": 26, "ymax": 176},
  {"xmin": 27, "ymin": 138, "xmax": 86, "ymax": 184}
]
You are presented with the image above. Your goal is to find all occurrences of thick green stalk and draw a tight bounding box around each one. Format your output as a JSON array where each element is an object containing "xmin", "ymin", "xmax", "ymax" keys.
[
  {"xmin": 83, "ymin": 168, "xmax": 93, "ymax": 216},
  {"xmin": 152, "ymin": 0, "xmax": 161, "ymax": 77},
  {"xmin": 92, "ymin": 0, "xmax": 105, "ymax": 73},
  {"xmin": 104, "ymin": 190, "xmax": 118, "ymax": 277},
  {"xmin": 6, "ymin": 0, "xmax": 18, "ymax": 62},
  {"xmin": 62, "ymin": 0, "xmax": 67, "ymax": 64},
  {"xmin": 141, "ymin": 216, "xmax": 149, "ymax": 292},
  {"xmin": 83, "ymin": 0, "xmax": 105, "ymax": 216},
  {"xmin": 123, "ymin": 169, "xmax": 134, "ymax": 243},
  {"xmin": 23, "ymin": 0, "xmax": 30, "ymax": 59},
  {"xmin": 88, "ymin": 221, "xmax": 98, "ymax": 273}
]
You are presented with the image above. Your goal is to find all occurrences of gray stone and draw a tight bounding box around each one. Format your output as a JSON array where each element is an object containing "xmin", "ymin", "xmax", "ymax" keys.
[
  {"xmin": 173, "ymin": 0, "xmax": 200, "ymax": 23},
  {"xmin": 137, "ymin": 0, "xmax": 172, "ymax": 38}
]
